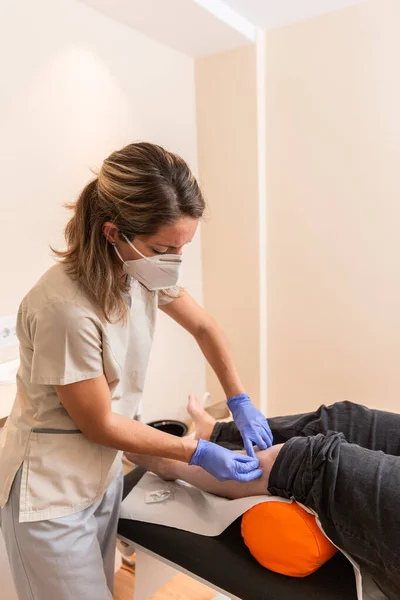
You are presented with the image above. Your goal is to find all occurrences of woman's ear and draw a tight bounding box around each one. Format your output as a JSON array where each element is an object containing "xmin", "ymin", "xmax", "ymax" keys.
[{"xmin": 102, "ymin": 222, "xmax": 119, "ymax": 244}]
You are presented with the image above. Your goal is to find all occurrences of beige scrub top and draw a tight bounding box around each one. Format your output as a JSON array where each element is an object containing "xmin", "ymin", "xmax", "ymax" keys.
[{"xmin": 0, "ymin": 263, "xmax": 173, "ymax": 523}]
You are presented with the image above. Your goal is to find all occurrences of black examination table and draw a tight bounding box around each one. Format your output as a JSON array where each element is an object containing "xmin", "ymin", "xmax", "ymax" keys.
[{"xmin": 118, "ymin": 468, "xmax": 358, "ymax": 600}]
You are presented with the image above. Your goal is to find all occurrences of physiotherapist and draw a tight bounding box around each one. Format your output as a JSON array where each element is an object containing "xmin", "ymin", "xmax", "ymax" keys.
[{"xmin": 0, "ymin": 142, "xmax": 272, "ymax": 600}]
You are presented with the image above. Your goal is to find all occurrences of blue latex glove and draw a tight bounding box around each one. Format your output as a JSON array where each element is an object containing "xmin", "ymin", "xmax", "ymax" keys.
[
  {"xmin": 228, "ymin": 393, "xmax": 273, "ymax": 457},
  {"xmin": 189, "ymin": 439, "xmax": 263, "ymax": 482}
]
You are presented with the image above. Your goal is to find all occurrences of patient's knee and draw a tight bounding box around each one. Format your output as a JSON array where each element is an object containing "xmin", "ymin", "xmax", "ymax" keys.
[{"xmin": 256, "ymin": 444, "xmax": 284, "ymax": 489}]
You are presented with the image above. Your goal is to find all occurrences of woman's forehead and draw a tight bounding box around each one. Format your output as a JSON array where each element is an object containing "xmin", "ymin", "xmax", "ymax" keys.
[{"xmin": 148, "ymin": 218, "xmax": 198, "ymax": 247}]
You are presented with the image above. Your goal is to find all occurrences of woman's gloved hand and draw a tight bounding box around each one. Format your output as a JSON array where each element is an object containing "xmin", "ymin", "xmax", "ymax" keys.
[
  {"xmin": 189, "ymin": 439, "xmax": 263, "ymax": 482},
  {"xmin": 228, "ymin": 393, "xmax": 273, "ymax": 457}
]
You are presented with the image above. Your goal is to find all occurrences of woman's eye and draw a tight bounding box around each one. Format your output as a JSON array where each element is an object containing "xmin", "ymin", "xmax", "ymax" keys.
[{"xmin": 152, "ymin": 249, "xmax": 168, "ymax": 255}]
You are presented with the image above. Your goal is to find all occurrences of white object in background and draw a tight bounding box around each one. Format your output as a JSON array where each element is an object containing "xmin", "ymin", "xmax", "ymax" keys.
[
  {"xmin": 0, "ymin": 316, "xmax": 18, "ymax": 364},
  {"xmin": 203, "ymin": 392, "xmax": 212, "ymax": 406},
  {"xmin": 0, "ymin": 316, "xmax": 18, "ymax": 350},
  {"xmin": 0, "ymin": 359, "xmax": 19, "ymax": 385},
  {"xmin": 0, "ymin": 317, "xmax": 19, "ymax": 392},
  {"xmin": 114, "ymin": 548, "xmax": 122, "ymax": 573}
]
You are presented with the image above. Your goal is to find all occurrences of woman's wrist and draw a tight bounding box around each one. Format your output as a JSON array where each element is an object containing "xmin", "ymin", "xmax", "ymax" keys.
[
  {"xmin": 224, "ymin": 382, "xmax": 246, "ymax": 400},
  {"xmin": 227, "ymin": 393, "xmax": 250, "ymax": 406}
]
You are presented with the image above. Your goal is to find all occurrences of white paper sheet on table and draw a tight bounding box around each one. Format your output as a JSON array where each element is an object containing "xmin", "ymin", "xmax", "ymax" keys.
[{"xmin": 120, "ymin": 471, "xmax": 290, "ymax": 536}]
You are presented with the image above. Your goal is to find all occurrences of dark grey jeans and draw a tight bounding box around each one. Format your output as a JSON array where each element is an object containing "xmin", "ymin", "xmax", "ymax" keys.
[{"xmin": 210, "ymin": 401, "xmax": 400, "ymax": 600}]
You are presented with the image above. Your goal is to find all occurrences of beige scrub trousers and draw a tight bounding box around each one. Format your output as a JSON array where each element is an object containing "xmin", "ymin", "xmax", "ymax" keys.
[{"xmin": 0, "ymin": 263, "xmax": 175, "ymax": 599}]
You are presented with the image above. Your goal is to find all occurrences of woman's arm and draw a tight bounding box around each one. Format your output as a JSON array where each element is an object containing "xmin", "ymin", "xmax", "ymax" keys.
[
  {"xmin": 161, "ymin": 292, "xmax": 273, "ymax": 453},
  {"xmin": 56, "ymin": 376, "xmax": 262, "ymax": 484},
  {"xmin": 56, "ymin": 376, "xmax": 197, "ymax": 462},
  {"xmin": 125, "ymin": 444, "xmax": 283, "ymax": 500},
  {"xmin": 160, "ymin": 291, "xmax": 245, "ymax": 398}
]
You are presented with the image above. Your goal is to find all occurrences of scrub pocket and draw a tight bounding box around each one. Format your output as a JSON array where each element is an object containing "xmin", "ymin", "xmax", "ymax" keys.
[{"xmin": 19, "ymin": 429, "xmax": 115, "ymax": 522}]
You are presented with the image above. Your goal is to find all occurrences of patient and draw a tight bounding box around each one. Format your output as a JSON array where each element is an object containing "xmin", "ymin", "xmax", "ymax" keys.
[{"xmin": 127, "ymin": 397, "xmax": 400, "ymax": 600}]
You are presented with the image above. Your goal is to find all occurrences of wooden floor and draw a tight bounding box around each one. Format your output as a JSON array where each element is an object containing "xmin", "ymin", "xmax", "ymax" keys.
[{"xmin": 114, "ymin": 560, "xmax": 215, "ymax": 600}]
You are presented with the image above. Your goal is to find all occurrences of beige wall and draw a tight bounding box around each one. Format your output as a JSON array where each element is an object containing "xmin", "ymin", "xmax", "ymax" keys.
[
  {"xmin": 0, "ymin": 0, "xmax": 205, "ymax": 422},
  {"xmin": 195, "ymin": 45, "xmax": 260, "ymax": 406},
  {"xmin": 267, "ymin": 0, "xmax": 400, "ymax": 415}
]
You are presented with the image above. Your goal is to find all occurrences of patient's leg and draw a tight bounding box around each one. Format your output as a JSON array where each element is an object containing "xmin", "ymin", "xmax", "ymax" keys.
[
  {"xmin": 269, "ymin": 432, "xmax": 400, "ymax": 600},
  {"xmin": 270, "ymin": 401, "xmax": 400, "ymax": 455},
  {"xmin": 125, "ymin": 443, "xmax": 283, "ymax": 500},
  {"xmin": 188, "ymin": 394, "xmax": 245, "ymax": 451},
  {"xmin": 187, "ymin": 394, "xmax": 217, "ymax": 441},
  {"xmin": 209, "ymin": 399, "xmax": 400, "ymax": 456}
]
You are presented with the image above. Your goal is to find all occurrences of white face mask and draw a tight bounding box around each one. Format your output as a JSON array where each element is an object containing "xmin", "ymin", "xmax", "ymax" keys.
[{"xmin": 114, "ymin": 234, "xmax": 182, "ymax": 291}]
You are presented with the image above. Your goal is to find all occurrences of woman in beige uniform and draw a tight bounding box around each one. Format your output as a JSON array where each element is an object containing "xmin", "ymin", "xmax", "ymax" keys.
[{"xmin": 0, "ymin": 142, "xmax": 272, "ymax": 600}]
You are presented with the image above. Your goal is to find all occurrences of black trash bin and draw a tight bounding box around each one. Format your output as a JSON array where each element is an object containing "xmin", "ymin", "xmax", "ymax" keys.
[{"xmin": 147, "ymin": 420, "xmax": 188, "ymax": 437}]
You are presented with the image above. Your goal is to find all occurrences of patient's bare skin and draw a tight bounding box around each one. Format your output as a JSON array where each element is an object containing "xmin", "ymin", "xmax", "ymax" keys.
[
  {"xmin": 187, "ymin": 393, "xmax": 217, "ymax": 440},
  {"xmin": 125, "ymin": 396, "xmax": 283, "ymax": 500}
]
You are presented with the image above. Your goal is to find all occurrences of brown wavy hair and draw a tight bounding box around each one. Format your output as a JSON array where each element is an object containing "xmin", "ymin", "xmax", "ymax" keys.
[{"xmin": 54, "ymin": 142, "xmax": 205, "ymax": 322}]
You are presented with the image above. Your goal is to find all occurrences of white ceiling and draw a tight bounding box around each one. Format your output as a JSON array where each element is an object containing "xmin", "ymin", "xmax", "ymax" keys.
[
  {"xmin": 222, "ymin": 0, "xmax": 367, "ymax": 30},
  {"xmin": 78, "ymin": 0, "xmax": 252, "ymax": 57},
  {"xmin": 79, "ymin": 0, "xmax": 368, "ymax": 57}
]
